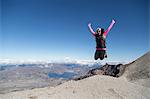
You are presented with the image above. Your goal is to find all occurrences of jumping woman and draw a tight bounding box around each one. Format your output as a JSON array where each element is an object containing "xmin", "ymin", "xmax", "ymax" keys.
[{"xmin": 88, "ymin": 19, "xmax": 115, "ymax": 60}]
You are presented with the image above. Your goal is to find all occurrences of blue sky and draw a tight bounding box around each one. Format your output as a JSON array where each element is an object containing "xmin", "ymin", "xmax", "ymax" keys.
[{"xmin": 0, "ymin": 0, "xmax": 149, "ymax": 62}]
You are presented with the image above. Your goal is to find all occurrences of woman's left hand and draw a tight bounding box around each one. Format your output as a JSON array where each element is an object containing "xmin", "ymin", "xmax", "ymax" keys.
[{"xmin": 112, "ymin": 19, "xmax": 115, "ymax": 23}]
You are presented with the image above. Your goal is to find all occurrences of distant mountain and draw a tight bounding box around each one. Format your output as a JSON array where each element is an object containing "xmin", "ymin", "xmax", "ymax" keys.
[{"xmin": 0, "ymin": 61, "xmax": 100, "ymax": 94}]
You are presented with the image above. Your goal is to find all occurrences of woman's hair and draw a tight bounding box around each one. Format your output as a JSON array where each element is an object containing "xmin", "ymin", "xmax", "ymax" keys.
[{"xmin": 101, "ymin": 28, "xmax": 105, "ymax": 35}]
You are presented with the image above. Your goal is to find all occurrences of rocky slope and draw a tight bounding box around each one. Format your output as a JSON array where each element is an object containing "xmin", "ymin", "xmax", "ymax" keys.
[
  {"xmin": 0, "ymin": 75, "xmax": 149, "ymax": 99},
  {"xmin": 123, "ymin": 51, "xmax": 150, "ymax": 87}
]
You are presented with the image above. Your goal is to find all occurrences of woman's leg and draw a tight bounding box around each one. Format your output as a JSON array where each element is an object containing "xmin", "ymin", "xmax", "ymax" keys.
[
  {"xmin": 99, "ymin": 50, "xmax": 105, "ymax": 60},
  {"xmin": 94, "ymin": 50, "xmax": 99, "ymax": 60}
]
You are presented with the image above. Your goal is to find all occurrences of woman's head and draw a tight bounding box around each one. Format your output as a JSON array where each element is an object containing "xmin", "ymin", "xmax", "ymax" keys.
[{"xmin": 96, "ymin": 28, "xmax": 104, "ymax": 35}]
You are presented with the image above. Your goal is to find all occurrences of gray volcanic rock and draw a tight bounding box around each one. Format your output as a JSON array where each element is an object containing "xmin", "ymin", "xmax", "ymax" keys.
[
  {"xmin": 74, "ymin": 63, "xmax": 126, "ymax": 80},
  {"xmin": 123, "ymin": 51, "xmax": 150, "ymax": 87}
]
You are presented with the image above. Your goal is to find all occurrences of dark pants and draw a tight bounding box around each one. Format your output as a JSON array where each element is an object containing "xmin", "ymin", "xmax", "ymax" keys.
[{"xmin": 94, "ymin": 50, "xmax": 106, "ymax": 60}]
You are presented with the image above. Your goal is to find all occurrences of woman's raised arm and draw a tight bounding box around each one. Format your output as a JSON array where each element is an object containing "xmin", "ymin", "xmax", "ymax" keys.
[
  {"xmin": 88, "ymin": 23, "xmax": 96, "ymax": 36},
  {"xmin": 104, "ymin": 19, "xmax": 116, "ymax": 37}
]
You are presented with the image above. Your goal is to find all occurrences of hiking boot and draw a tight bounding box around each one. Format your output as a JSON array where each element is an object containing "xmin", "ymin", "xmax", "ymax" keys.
[{"xmin": 104, "ymin": 54, "xmax": 107, "ymax": 58}]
